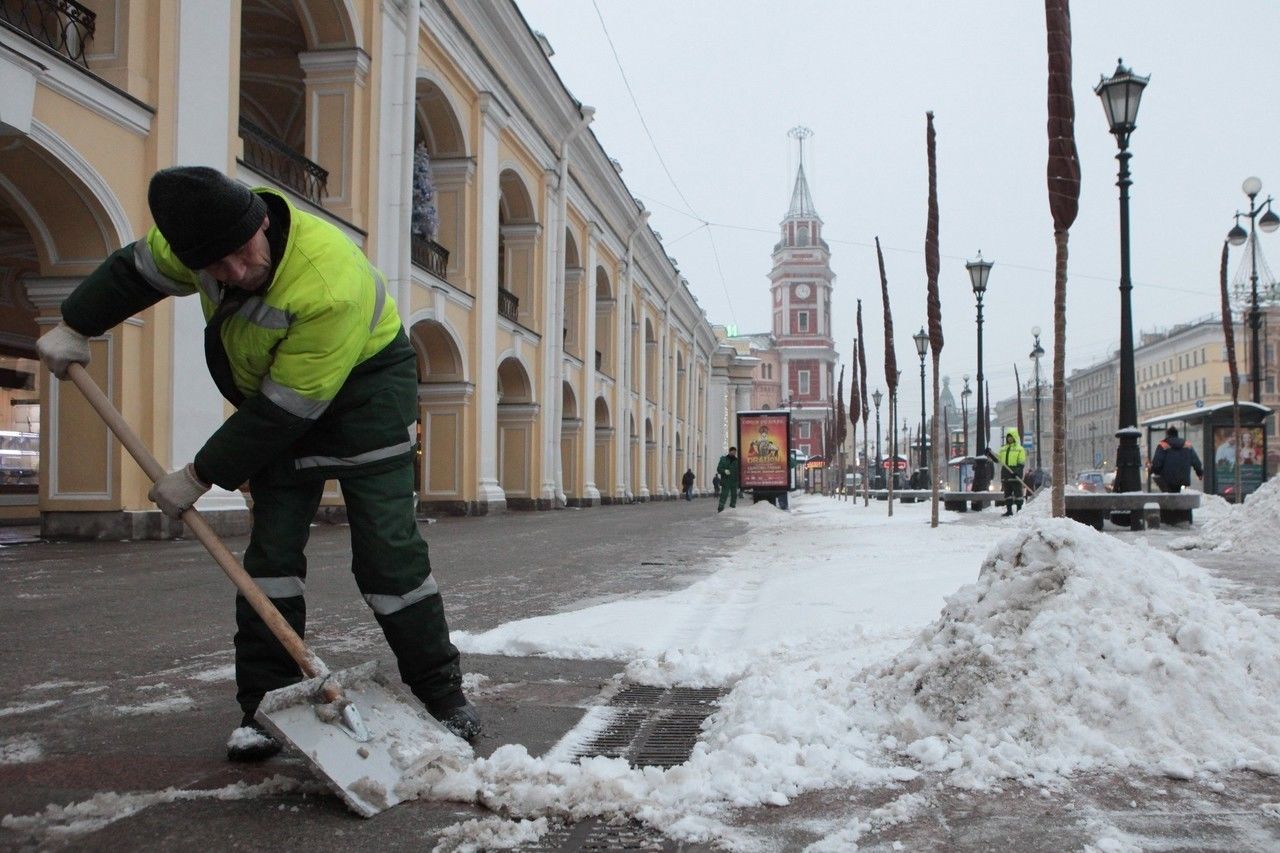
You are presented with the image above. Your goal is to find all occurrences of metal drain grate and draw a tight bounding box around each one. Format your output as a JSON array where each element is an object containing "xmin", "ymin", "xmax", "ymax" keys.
[
  {"xmin": 521, "ymin": 685, "xmax": 727, "ymax": 851},
  {"xmin": 523, "ymin": 818, "xmax": 670, "ymax": 852},
  {"xmin": 572, "ymin": 684, "xmax": 726, "ymax": 770}
]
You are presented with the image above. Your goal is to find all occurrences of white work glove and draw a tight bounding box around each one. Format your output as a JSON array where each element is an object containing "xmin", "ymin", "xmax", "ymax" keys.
[
  {"xmin": 148, "ymin": 464, "xmax": 210, "ymax": 519},
  {"xmin": 36, "ymin": 322, "xmax": 91, "ymax": 380}
]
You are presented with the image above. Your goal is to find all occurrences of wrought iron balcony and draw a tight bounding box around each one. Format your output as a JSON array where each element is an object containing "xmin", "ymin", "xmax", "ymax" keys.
[
  {"xmin": 498, "ymin": 287, "xmax": 519, "ymax": 323},
  {"xmin": 410, "ymin": 234, "xmax": 449, "ymax": 280},
  {"xmin": 238, "ymin": 118, "xmax": 328, "ymax": 206},
  {"xmin": 1, "ymin": 0, "xmax": 96, "ymax": 67}
]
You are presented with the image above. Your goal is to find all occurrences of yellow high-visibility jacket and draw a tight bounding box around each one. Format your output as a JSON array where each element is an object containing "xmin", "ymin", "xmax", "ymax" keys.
[
  {"xmin": 62, "ymin": 190, "xmax": 415, "ymax": 489},
  {"xmin": 995, "ymin": 427, "xmax": 1028, "ymax": 472}
]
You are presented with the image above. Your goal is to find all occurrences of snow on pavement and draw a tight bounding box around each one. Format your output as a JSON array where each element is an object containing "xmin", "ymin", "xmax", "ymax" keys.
[
  {"xmin": 430, "ymin": 493, "xmax": 1280, "ymax": 850},
  {"xmin": 7, "ymin": 491, "xmax": 1279, "ymax": 850}
]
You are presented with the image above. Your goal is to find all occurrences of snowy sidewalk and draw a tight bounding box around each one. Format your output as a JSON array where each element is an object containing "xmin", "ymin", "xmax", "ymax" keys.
[
  {"xmin": 417, "ymin": 492, "xmax": 1280, "ymax": 850},
  {"xmin": 3, "ymin": 491, "xmax": 1278, "ymax": 851}
]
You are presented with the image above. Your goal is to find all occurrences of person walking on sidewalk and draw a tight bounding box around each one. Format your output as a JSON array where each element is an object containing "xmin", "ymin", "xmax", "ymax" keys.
[
  {"xmin": 994, "ymin": 427, "xmax": 1028, "ymax": 516},
  {"xmin": 716, "ymin": 447, "xmax": 740, "ymax": 512},
  {"xmin": 681, "ymin": 468, "xmax": 695, "ymax": 501},
  {"xmin": 35, "ymin": 166, "xmax": 479, "ymax": 761},
  {"xmin": 1150, "ymin": 426, "xmax": 1203, "ymax": 493},
  {"xmin": 712, "ymin": 473, "xmax": 721, "ymax": 498}
]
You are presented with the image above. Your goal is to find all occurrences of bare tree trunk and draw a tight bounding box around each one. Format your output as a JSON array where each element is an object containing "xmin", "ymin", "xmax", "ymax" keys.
[
  {"xmin": 863, "ymin": 422, "xmax": 870, "ymax": 506},
  {"xmin": 930, "ymin": 351, "xmax": 942, "ymax": 527},
  {"xmin": 887, "ymin": 395, "xmax": 895, "ymax": 516},
  {"xmin": 1052, "ymin": 228, "xmax": 1068, "ymax": 516}
]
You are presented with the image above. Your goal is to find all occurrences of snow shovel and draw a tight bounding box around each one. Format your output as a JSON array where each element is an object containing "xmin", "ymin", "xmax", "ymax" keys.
[{"xmin": 66, "ymin": 363, "xmax": 472, "ymax": 817}]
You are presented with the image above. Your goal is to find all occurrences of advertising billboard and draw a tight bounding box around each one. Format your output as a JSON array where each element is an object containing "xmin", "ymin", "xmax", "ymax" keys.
[
  {"xmin": 738, "ymin": 411, "xmax": 790, "ymax": 489},
  {"xmin": 1212, "ymin": 424, "xmax": 1266, "ymax": 499}
]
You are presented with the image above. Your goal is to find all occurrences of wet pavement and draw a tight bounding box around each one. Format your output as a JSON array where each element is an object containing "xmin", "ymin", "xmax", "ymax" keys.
[{"xmin": 1, "ymin": 497, "xmax": 1278, "ymax": 851}]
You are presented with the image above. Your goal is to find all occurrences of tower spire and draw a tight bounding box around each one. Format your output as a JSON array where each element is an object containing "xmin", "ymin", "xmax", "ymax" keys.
[{"xmin": 786, "ymin": 126, "xmax": 818, "ymax": 219}]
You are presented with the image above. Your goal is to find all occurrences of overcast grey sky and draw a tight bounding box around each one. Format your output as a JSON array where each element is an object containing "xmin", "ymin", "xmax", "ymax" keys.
[{"xmin": 517, "ymin": 1, "xmax": 1280, "ymax": 422}]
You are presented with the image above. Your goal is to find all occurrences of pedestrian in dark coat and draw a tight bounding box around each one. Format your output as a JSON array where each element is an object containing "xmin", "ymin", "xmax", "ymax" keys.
[
  {"xmin": 681, "ymin": 468, "xmax": 695, "ymax": 501},
  {"xmin": 1150, "ymin": 427, "xmax": 1203, "ymax": 492},
  {"xmin": 712, "ymin": 473, "xmax": 721, "ymax": 497},
  {"xmin": 716, "ymin": 447, "xmax": 740, "ymax": 512}
]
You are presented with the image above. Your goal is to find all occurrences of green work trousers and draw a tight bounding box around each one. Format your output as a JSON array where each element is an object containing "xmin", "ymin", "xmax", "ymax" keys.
[
  {"xmin": 718, "ymin": 479, "xmax": 739, "ymax": 510},
  {"xmin": 234, "ymin": 458, "xmax": 460, "ymax": 716}
]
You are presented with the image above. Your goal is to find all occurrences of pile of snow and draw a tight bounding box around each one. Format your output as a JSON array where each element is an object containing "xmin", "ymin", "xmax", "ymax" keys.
[
  {"xmin": 1171, "ymin": 476, "xmax": 1280, "ymax": 555},
  {"xmin": 871, "ymin": 518, "xmax": 1280, "ymax": 787},
  {"xmin": 1189, "ymin": 490, "xmax": 1233, "ymax": 525}
]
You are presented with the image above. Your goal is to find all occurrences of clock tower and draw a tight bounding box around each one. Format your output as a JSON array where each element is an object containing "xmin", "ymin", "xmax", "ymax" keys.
[{"xmin": 769, "ymin": 127, "xmax": 839, "ymax": 459}]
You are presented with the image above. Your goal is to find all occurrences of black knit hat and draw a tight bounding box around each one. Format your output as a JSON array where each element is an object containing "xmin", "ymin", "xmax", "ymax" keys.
[{"xmin": 147, "ymin": 167, "xmax": 268, "ymax": 270}]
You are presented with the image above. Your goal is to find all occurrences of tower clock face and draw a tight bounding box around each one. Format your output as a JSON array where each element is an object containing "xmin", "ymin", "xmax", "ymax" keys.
[{"xmin": 795, "ymin": 284, "xmax": 811, "ymax": 299}]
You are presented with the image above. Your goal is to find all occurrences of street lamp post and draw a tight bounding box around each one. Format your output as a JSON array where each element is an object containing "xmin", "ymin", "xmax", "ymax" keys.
[
  {"xmin": 961, "ymin": 375, "xmax": 972, "ymax": 458},
  {"xmin": 966, "ymin": 254, "xmax": 993, "ymax": 500},
  {"xmin": 872, "ymin": 388, "xmax": 883, "ymax": 488},
  {"xmin": 913, "ymin": 327, "xmax": 929, "ymax": 475},
  {"xmin": 1089, "ymin": 422, "xmax": 1098, "ymax": 468},
  {"xmin": 1030, "ymin": 327, "xmax": 1045, "ymax": 474},
  {"xmin": 1095, "ymin": 59, "xmax": 1149, "ymax": 495},
  {"xmin": 1226, "ymin": 178, "xmax": 1279, "ymax": 410}
]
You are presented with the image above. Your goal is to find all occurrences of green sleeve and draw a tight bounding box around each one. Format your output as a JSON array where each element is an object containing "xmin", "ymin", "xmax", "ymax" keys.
[
  {"xmin": 192, "ymin": 394, "xmax": 312, "ymax": 489},
  {"xmin": 61, "ymin": 245, "xmax": 167, "ymax": 336}
]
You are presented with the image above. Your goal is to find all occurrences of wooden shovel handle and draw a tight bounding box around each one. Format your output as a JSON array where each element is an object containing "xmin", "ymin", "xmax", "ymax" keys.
[{"xmin": 66, "ymin": 363, "xmax": 326, "ymax": 682}]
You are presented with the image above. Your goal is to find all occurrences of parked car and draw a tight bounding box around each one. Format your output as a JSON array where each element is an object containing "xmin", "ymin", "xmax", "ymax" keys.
[{"xmin": 1075, "ymin": 470, "xmax": 1105, "ymax": 493}]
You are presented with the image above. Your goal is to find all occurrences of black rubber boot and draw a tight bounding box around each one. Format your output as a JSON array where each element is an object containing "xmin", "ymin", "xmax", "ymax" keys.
[
  {"xmin": 426, "ymin": 690, "xmax": 482, "ymax": 742},
  {"xmin": 226, "ymin": 713, "xmax": 283, "ymax": 762}
]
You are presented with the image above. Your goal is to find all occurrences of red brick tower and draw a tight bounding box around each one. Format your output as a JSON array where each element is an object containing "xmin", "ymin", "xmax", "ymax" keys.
[{"xmin": 770, "ymin": 127, "xmax": 839, "ymax": 459}]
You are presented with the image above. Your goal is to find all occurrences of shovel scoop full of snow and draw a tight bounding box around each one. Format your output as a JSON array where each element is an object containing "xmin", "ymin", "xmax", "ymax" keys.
[{"xmin": 256, "ymin": 661, "xmax": 473, "ymax": 817}]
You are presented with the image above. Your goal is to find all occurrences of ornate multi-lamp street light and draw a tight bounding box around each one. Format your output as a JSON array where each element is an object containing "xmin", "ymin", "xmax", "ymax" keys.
[
  {"xmin": 872, "ymin": 388, "xmax": 883, "ymax": 488},
  {"xmin": 912, "ymin": 327, "xmax": 929, "ymax": 473},
  {"xmin": 960, "ymin": 375, "xmax": 972, "ymax": 457},
  {"xmin": 1029, "ymin": 326, "xmax": 1045, "ymax": 475},
  {"xmin": 1094, "ymin": 58, "xmax": 1149, "ymax": 494},
  {"xmin": 965, "ymin": 254, "xmax": 993, "ymax": 497},
  {"xmin": 1226, "ymin": 177, "xmax": 1280, "ymax": 408}
]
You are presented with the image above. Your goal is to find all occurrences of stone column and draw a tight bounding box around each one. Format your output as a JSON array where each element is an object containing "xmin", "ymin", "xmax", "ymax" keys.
[
  {"xmin": 299, "ymin": 48, "xmax": 370, "ymax": 226},
  {"xmin": 172, "ymin": 1, "xmax": 246, "ymax": 520},
  {"xmin": 637, "ymin": 308, "xmax": 650, "ymax": 500},
  {"xmin": 580, "ymin": 224, "xmax": 601, "ymax": 504},
  {"xmin": 614, "ymin": 281, "xmax": 630, "ymax": 501},
  {"xmin": 539, "ymin": 167, "xmax": 560, "ymax": 508},
  {"xmin": 474, "ymin": 93, "xmax": 508, "ymax": 512}
]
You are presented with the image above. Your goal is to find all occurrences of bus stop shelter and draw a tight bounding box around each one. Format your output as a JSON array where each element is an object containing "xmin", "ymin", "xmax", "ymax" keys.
[{"xmin": 1140, "ymin": 401, "xmax": 1272, "ymax": 501}]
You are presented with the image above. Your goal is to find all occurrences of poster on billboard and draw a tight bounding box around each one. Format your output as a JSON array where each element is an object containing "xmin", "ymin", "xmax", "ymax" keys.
[
  {"xmin": 1212, "ymin": 424, "xmax": 1265, "ymax": 498},
  {"xmin": 738, "ymin": 411, "xmax": 790, "ymax": 489}
]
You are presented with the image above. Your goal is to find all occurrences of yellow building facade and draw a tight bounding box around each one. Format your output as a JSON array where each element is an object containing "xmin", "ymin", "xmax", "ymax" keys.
[{"xmin": 1, "ymin": 0, "xmax": 741, "ymax": 535}]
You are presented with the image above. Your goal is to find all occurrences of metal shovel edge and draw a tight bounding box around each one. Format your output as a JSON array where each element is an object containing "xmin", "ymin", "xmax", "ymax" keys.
[{"xmin": 258, "ymin": 662, "xmax": 473, "ymax": 817}]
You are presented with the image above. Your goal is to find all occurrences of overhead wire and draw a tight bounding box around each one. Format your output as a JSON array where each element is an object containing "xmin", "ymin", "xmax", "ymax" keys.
[{"xmin": 590, "ymin": 0, "xmax": 738, "ymax": 327}]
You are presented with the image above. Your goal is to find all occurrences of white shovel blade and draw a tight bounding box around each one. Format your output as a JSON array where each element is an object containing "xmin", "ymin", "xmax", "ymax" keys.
[{"xmin": 257, "ymin": 661, "xmax": 473, "ymax": 817}]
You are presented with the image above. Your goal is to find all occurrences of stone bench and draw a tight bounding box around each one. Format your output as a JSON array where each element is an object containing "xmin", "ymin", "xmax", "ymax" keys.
[
  {"xmin": 867, "ymin": 489, "xmax": 934, "ymax": 503},
  {"xmin": 866, "ymin": 489, "xmax": 1012, "ymax": 509},
  {"xmin": 1062, "ymin": 491, "xmax": 1200, "ymax": 531},
  {"xmin": 942, "ymin": 490, "xmax": 1016, "ymax": 512}
]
